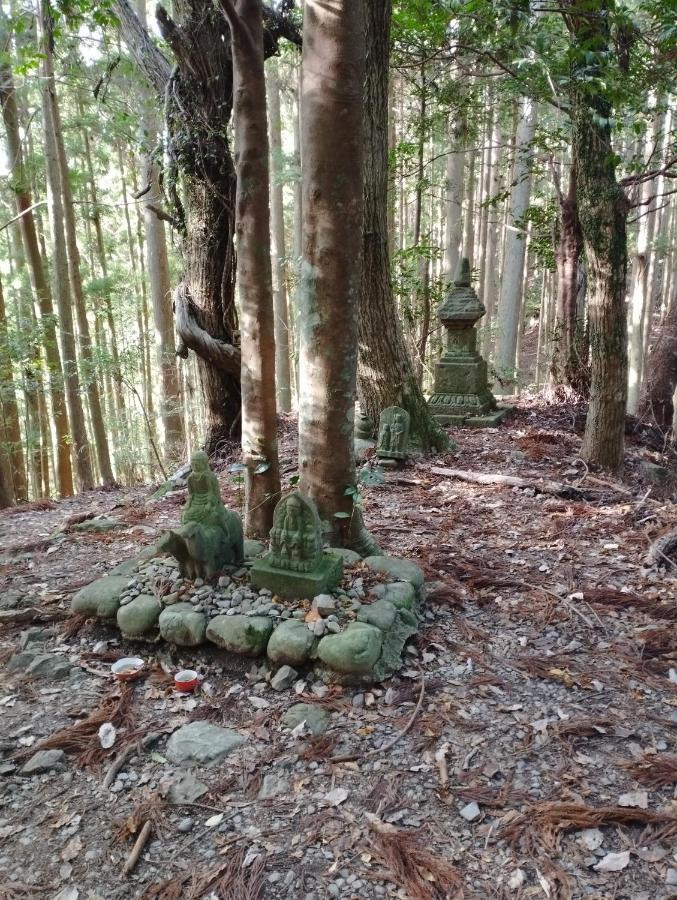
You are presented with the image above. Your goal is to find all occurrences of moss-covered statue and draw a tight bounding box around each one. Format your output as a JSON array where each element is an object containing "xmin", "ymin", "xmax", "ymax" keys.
[
  {"xmin": 158, "ymin": 450, "xmax": 244, "ymax": 580},
  {"xmin": 251, "ymin": 491, "xmax": 343, "ymax": 597}
]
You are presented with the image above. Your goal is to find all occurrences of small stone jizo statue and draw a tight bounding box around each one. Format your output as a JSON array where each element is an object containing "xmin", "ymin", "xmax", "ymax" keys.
[
  {"xmin": 251, "ymin": 491, "xmax": 343, "ymax": 598},
  {"xmin": 376, "ymin": 407, "xmax": 410, "ymax": 461},
  {"xmin": 159, "ymin": 450, "xmax": 244, "ymax": 579}
]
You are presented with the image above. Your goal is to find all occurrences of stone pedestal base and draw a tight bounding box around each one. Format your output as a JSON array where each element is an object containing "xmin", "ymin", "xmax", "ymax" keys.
[
  {"xmin": 250, "ymin": 552, "xmax": 343, "ymax": 599},
  {"xmin": 431, "ymin": 405, "xmax": 514, "ymax": 427}
]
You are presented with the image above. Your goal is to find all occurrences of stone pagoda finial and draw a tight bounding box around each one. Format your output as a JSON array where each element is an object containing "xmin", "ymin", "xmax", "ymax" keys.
[
  {"xmin": 454, "ymin": 256, "xmax": 472, "ymax": 286},
  {"xmin": 428, "ymin": 255, "xmax": 511, "ymax": 427}
]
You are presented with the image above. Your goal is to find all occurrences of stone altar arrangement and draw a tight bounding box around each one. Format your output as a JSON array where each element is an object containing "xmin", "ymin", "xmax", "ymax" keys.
[
  {"xmin": 70, "ymin": 473, "xmax": 424, "ymax": 684},
  {"xmin": 428, "ymin": 257, "xmax": 512, "ymax": 426}
]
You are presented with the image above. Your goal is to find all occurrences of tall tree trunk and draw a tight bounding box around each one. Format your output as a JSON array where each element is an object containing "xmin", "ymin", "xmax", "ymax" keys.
[
  {"xmin": 550, "ymin": 167, "xmax": 588, "ymax": 395},
  {"xmin": 131, "ymin": 0, "xmax": 186, "ymax": 464},
  {"xmin": 46, "ymin": 46, "xmax": 113, "ymax": 486},
  {"xmin": 9, "ymin": 223, "xmax": 43, "ymax": 496},
  {"xmin": 220, "ymin": 0, "xmax": 280, "ymax": 538},
  {"xmin": 266, "ymin": 64, "xmax": 292, "ymax": 414},
  {"xmin": 495, "ymin": 96, "xmax": 537, "ymax": 384},
  {"xmin": 640, "ymin": 292, "xmax": 677, "ymax": 430},
  {"xmin": 0, "ymin": 274, "xmax": 25, "ymax": 502},
  {"xmin": 444, "ymin": 109, "xmax": 466, "ymax": 280},
  {"xmin": 298, "ymin": 0, "xmax": 375, "ymax": 551},
  {"xmin": 567, "ymin": 3, "xmax": 628, "ymax": 472},
  {"xmin": 357, "ymin": 0, "xmax": 445, "ymax": 451},
  {"xmin": 482, "ymin": 116, "xmax": 503, "ymax": 357},
  {"xmin": 113, "ymin": 0, "xmax": 252, "ymax": 453},
  {"xmin": 0, "ymin": 40, "xmax": 73, "ymax": 496},
  {"xmin": 627, "ymin": 105, "xmax": 662, "ymax": 414},
  {"xmin": 39, "ymin": 1, "xmax": 94, "ymax": 491}
]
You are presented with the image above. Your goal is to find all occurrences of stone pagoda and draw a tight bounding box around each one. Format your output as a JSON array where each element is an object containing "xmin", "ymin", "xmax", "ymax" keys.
[{"xmin": 428, "ymin": 257, "xmax": 510, "ymax": 426}]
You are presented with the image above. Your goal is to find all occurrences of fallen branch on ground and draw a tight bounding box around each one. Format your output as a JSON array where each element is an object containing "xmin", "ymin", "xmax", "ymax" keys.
[
  {"xmin": 103, "ymin": 730, "xmax": 165, "ymax": 790},
  {"xmin": 122, "ymin": 820, "xmax": 152, "ymax": 877},
  {"xmin": 0, "ymin": 607, "xmax": 69, "ymax": 626},
  {"xmin": 430, "ymin": 466, "xmax": 587, "ymax": 499},
  {"xmin": 330, "ymin": 668, "xmax": 425, "ymax": 764}
]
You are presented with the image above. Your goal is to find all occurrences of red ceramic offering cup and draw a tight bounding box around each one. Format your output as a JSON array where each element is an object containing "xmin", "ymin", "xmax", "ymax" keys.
[{"xmin": 174, "ymin": 669, "xmax": 198, "ymax": 692}]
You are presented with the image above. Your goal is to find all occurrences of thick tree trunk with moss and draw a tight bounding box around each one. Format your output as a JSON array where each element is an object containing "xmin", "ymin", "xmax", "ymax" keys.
[
  {"xmin": 358, "ymin": 0, "xmax": 447, "ymax": 452},
  {"xmin": 114, "ymin": 0, "xmax": 299, "ymax": 456},
  {"xmin": 568, "ymin": 3, "xmax": 628, "ymax": 472},
  {"xmin": 220, "ymin": 0, "xmax": 281, "ymax": 538},
  {"xmin": 298, "ymin": 0, "xmax": 376, "ymax": 553},
  {"xmin": 550, "ymin": 168, "xmax": 589, "ymax": 396}
]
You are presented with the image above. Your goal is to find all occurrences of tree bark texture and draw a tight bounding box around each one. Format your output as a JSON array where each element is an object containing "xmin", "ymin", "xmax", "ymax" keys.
[
  {"xmin": 444, "ymin": 111, "xmax": 466, "ymax": 280},
  {"xmin": 0, "ymin": 41, "xmax": 73, "ymax": 497},
  {"xmin": 358, "ymin": 0, "xmax": 446, "ymax": 452},
  {"xmin": 640, "ymin": 292, "xmax": 677, "ymax": 430},
  {"xmin": 266, "ymin": 65, "xmax": 292, "ymax": 414},
  {"xmin": 298, "ymin": 0, "xmax": 376, "ymax": 551},
  {"xmin": 39, "ymin": 2, "xmax": 94, "ymax": 492},
  {"xmin": 568, "ymin": 3, "xmax": 628, "ymax": 471},
  {"xmin": 0, "ymin": 274, "xmax": 25, "ymax": 503},
  {"xmin": 550, "ymin": 167, "xmax": 589, "ymax": 396},
  {"xmin": 135, "ymin": 0, "xmax": 185, "ymax": 460},
  {"xmin": 495, "ymin": 96, "xmax": 537, "ymax": 383},
  {"xmin": 45, "ymin": 35, "xmax": 114, "ymax": 486},
  {"xmin": 114, "ymin": 0, "xmax": 299, "ymax": 455},
  {"xmin": 220, "ymin": 0, "xmax": 281, "ymax": 538}
]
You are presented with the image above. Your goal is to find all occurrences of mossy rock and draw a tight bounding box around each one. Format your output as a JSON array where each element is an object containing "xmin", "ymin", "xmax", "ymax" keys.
[
  {"xmin": 71, "ymin": 576, "xmax": 129, "ymax": 619},
  {"xmin": 316, "ymin": 622, "xmax": 383, "ymax": 676},
  {"xmin": 362, "ymin": 555, "xmax": 424, "ymax": 588},
  {"xmin": 117, "ymin": 594, "xmax": 161, "ymax": 637},
  {"xmin": 357, "ymin": 598, "xmax": 397, "ymax": 631},
  {"xmin": 159, "ymin": 603, "xmax": 207, "ymax": 646},
  {"xmin": 371, "ymin": 581, "xmax": 416, "ymax": 610},
  {"xmin": 206, "ymin": 614, "xmax": 273, "ymax": 656},
  {"xmin": 267, "ymin": 618, "xmax": 317, "ymax": 666}
]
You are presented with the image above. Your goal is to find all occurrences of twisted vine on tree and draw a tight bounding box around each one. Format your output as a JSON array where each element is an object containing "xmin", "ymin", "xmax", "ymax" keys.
[{"xmin": 112, "ymin": 0, "xmax": 300, "ymax": 455}]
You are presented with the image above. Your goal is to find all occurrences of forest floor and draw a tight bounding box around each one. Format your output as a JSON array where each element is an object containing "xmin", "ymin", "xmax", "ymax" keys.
[{"xmin": 1, "ymin": 398, "xmax": 676, "ymax": 900}]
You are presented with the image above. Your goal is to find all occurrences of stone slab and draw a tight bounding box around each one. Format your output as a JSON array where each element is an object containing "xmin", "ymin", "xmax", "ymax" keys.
[
  {"xmin": 250, "ymin": 552, "xmax": 343, "ymax": 599},
  {"xmin": 166, "ymin": 721, "xmax": 246, "ymax": 766},
  {"xmin": 432, "ymin": 406, "xmax": 514, "ymax": 427}
]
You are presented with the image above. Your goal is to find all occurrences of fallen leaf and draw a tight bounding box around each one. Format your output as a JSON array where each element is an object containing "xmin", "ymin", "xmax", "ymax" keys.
[
  {"xmin": 205, "ymin": 814, "xmax": 223, "ymax": 827},
  {"xmin": 593, "ymin": 850, "xmax": 630, "ymax": 872},
  {"xmin": 98, "ymin": 722, "xmax": 116, "ymax": 749},
  {"xmin": 61, "ymin": 836, "xmax": 83, "ymax": 862},
  {"xmin": 325, "ymin": 788, "xmax": 348, "ymax": 807},
  {"xmin": 618, "ymin": 791, "xmax": 648, "ymax": 809},
  {"xmin": 304, "ymin": 608, "xmax": 321, "ymax": 623},
  {"xmin": 636, "ymin": 845, "xmax": 668, "ymax": 862}
]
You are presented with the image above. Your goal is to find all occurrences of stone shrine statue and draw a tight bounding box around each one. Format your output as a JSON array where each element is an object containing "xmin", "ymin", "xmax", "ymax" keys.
[
  {"xmin": 159, "ymin": 450, "xmax": 244, "ymax": 579},
  {"xmin": 251, "ymin": 491, "xmax": 342, "ymax": 598},
  {"xmin": 269, "ymin": 493, "xmax": 322, "ymax": 572},
  {"xmin": 377, "ymin": 407, "xmax": 410, "ymax": 461}
]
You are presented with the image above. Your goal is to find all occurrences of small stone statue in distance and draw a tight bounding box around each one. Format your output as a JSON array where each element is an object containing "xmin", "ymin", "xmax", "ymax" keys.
[
  {"xmin": 159, "ymin": 450, "xmax": 244, "ymax": 579},
  {"xmin": 376, "ymin": 406, "xmax": 410, "ymax": 461}
]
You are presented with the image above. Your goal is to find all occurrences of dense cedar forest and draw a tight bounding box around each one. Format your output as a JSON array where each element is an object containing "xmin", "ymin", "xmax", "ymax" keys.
[{"xmin": 0, "ymin": 1, "xmax": 676, "ymax": 898}]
